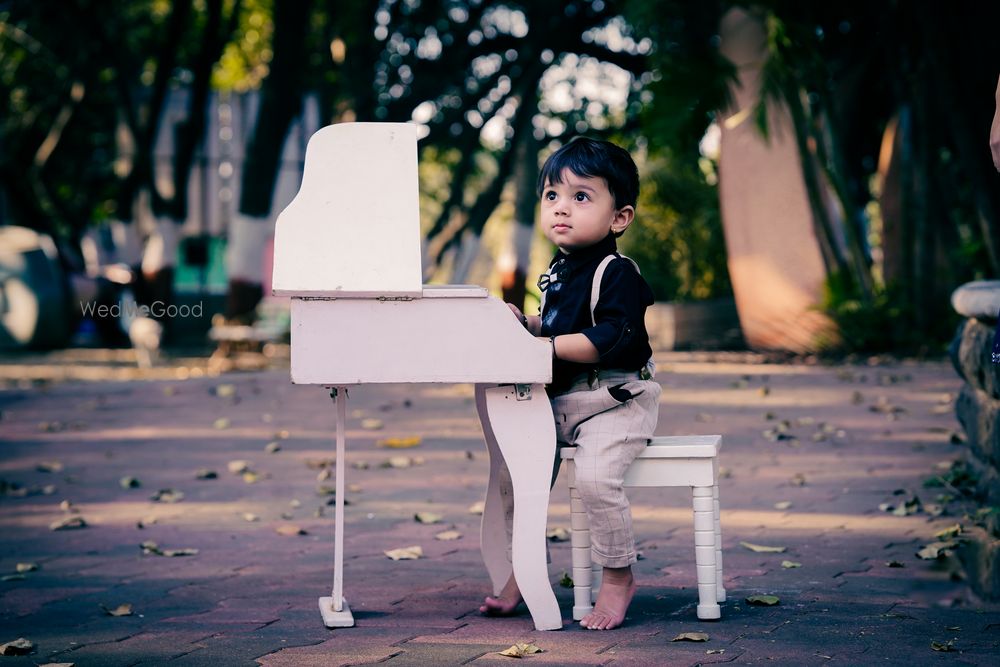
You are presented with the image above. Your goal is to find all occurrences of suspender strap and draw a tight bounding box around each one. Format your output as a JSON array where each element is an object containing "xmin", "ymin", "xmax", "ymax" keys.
[{"xmin": 590, "ymin": 254, "xmax": 640, "ymax": 326}]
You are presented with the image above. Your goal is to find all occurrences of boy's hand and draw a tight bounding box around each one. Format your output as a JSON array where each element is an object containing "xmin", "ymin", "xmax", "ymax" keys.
[{"xmin": 506, "ymin": 303, "xmax": 527, "ymax": 328}]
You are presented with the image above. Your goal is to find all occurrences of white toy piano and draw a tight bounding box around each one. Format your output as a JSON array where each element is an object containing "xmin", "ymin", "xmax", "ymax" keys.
[{"xmin": 272, "ymin": 122, "xmax": 562, "ymax": 631}]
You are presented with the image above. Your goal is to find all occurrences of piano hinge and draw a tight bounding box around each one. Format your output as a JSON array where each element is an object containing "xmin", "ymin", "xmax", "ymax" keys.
[
  {"xmin": 377, "ymin": 296, "xmax": 414, "ymax": 302},
  {"xmin": 299, "ymin": 296, "xmax": 336, "ymax": 301},
  {"xmin": 514, "ymin": 384, "xmax": 532, "ymax": 401}
]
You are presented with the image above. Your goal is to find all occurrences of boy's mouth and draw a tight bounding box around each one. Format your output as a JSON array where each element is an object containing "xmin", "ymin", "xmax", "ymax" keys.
[{"xmin": 553, "ymin": 223, "xmax": 571, "ymax": 231}]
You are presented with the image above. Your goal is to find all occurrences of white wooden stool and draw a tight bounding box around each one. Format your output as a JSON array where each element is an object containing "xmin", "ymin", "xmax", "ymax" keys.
[{"xmin": 560, "ymin": 434, "xmax": 725, "ymax": 621}]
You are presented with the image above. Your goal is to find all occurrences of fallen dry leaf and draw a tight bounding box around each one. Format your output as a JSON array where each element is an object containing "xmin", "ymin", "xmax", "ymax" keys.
[
  {"xmin": 139, "ymin": 541, "xmax": 198, "ymax": 557},
  {"xmin": 49, "ymin": 516, "xmax": 86, "ymax": 531},
  {"xmin": 415, "ymin": 512, "xmax": 443, "ymax": 524},
  {"xmin": 195, "ymin": 469, "xmax": 218, "ymax": 480},
  {"xmin": 351, "ymin": 461, "xmax": 370, "ymax": 470},
  {"xmin": 149, "ymin": 488, "xmax": 184, "ymax": 503},
  {"xmin": 264, "ymin": 442, "xmax": 281, "ymax": 454},
  {"xmin": 706, "ymin": 649, "xmax": 725, "ymax": 655},
  {"xmin": 740, "ymin": 541, "xmax": 787, "ymax": 554},
  {"xmin": 161, "ymin": 548, "xmax": 199, "ymax": 557},
  {"xmin": 0, "ymin": 575, "xmax": 25, "ymax": 582},
  {"xmin": 745, "ymin": 594, "xmax": 780, "ymax": 606},
  {"xmin": 214, "ymin": 384, "xmax": 236, "ymax": 398},
  {"xmin": 934, "ymin": 524, "xmax": 962, "ymax": 540},
  {"xmin": 119, "ymin": 476, "xmax": 140, "ymax": 489},
  {"xmin": 916, "ymin": 541, "xmax": 956, "ymax": 560},
  {"xmin": 383, "ymin": 456, "xmax": 413, "ymax": 469},
  {"xmin": 361, "ymin": 418, "xmax": 384, "ymax": 430},
  {"xmin": 468, "ymin": 501, "xmax": 485, "ymax": 515},
  {"xmin": 498, "ymin": 643, "xmax": 543, "ymax": 658},
  {"xmin": 276, "ymin": 525, "xmax": 307, "ymax": 536},
  {"xmin": 242, "ymin": 471, "xmax": 262, "ymax": 484},
  {"xmin": 774, "ymin": 501, "xmax": 793, "ymax": 510},
  {"xmin": 16, "ymin": 563, "xmax": 38, "ymax": 573},
  {"xmin": 305, "ymin": 458, "xmax": 335, "ymax": 470},
  {"xmin": 0, "ymin": 638, "xmax": 34, "ymax": 655},
  {"xmin": 435, "ymin": 529, "xmax": 462, "ymax": 541},
  {"xmin": 213, "ymin": 418, "xmax": 230, "ymax": 430},
  {"xmin": 243, "ymin": 513, "xmax": 260, "ymax": 522},
  {"xmin": 671, "ymin": 632, "xmax": 710, "ymax": 642},
  {"xmin": 790, "ymin": 473, "xmax": 807, "ymax": 486},
  {"xmin": 227, "ymin": 460, "xmax": 251, "ymax": 474},
  {"xmin": 36, "ymin": 461, "xmax": 64, "ymax": 473},
  {"xmin": 100, "ymin": 603, "xmax": 133, "ymax": 617},
  {"xmin": 546, "ymin": 527, "xmax": 570, "ymax": 542},
  {"xmin": 378, "ymin": 436, "xmax": 422, "ymax": 448},
  {"xmin": 886, "ymin": 560, "xmax": 905, "ymax": 568},
  {"xmin": 384, "ymin": 545, "xmax": 423, "ymax": 560},
  {"xmin": 781, "ymin": 560, "xmax": 802, "ymax": 569},
  {"xmin": 930, "ymin": 640, "xmax": 956, "ymax": 652}
]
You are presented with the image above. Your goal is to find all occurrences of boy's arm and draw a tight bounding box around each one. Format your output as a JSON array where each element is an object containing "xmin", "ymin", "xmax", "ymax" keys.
[{"xmin": 546, "ymin": 333, "xmax": 600, "ymax": 363}]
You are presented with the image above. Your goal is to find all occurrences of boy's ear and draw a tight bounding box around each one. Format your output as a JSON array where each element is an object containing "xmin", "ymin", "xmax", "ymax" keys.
[{"xmin": 611, "ymin": 205, "xmax": 635, "ymax": 235}]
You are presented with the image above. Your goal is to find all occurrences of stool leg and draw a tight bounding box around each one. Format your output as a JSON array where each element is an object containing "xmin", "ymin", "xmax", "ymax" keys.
[
  {"xmin": 568, "ymin": 463, "xmax": 594, "ymax": 621},
  {"xmin": 693, "ymin": 486, "xmax": 721, "ymax": 620},
  {"xmin": 591, "ymin": 561, "xmax": 602, "ymax": 603},
  {"xmin": 713, "ymin": 484, "xmax": 725, "ymax": 603}
]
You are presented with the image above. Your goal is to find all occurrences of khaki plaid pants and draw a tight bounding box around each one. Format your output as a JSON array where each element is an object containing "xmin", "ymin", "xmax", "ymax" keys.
[{"xmin": 496, "ymin": 373, "xmax": 661, "ymax": 569}]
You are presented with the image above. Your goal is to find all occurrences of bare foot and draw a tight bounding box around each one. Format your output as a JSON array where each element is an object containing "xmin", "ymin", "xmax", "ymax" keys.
[
  {"xmin": 580, "ymin": 566, "xmax": 636, "ymax": 630},
  {"xmin": 480, "ymin": 573, "xmax": 523, "ymax": 616}
]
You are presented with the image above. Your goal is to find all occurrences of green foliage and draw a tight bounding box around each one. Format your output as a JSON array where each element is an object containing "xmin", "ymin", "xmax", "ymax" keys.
[
  {"xmin": 923, "ymin": 460, "xmax": 979, "ymax": 497},
  {"xmin": 213, "ymin": 0, "xmax": 274, "ymax": 92},
  {"xmin": 820, "ymin": 271, "xmax": 957, "ymax": 354},
  {"xmin": 821, "ymin": 273, "xmax": 908, "ymax": 352},
  {"xmin": 619, "ymin": 152, "xmax": 730, "ymax": 302}
]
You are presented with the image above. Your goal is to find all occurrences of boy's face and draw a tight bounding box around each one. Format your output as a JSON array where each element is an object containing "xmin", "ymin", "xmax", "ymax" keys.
[{"xmin": 540, "ymin": 169, "xmax": 634, "ymax": 253}]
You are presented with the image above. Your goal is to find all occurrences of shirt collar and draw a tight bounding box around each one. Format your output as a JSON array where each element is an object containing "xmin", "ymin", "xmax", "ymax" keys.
[{"xmin": 550, "ymin": 233, "xmax": 618, "ymax": 269}]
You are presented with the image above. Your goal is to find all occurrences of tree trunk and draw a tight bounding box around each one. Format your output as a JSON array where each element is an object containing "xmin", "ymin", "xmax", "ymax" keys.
[
  {"xmin": 502, "ymin": 123, "xmax": 541, "ymax": 312},
  {"xmin": 226, "ymin": 0, "xmax": 314, "ymax": 321}
]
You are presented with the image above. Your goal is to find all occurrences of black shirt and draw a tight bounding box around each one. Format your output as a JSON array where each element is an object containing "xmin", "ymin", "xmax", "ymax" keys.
[{"xmin": 538, "ymin": 233, "xmax": 655, "ymax": 394}]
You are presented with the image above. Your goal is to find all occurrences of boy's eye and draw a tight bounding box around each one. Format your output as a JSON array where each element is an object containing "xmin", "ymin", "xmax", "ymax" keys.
[
  {"xmin": 574, "ymin": 192, "xmax": 589, "ymax": 202},
  {"xmin": 544, "ymin": 190, "xmax": 556, "ymax": 200}
]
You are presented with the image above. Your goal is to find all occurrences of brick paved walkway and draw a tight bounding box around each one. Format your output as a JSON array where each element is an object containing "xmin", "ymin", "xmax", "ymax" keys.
[{"xmin": 1, "ymin": 353, "xmax": 997, "ymax": 665}]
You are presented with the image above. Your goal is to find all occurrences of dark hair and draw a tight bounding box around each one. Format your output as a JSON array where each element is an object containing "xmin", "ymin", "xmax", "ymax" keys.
[{"xmin": 537, "ymin": 137, "xmax": 639, "ymax": 210}]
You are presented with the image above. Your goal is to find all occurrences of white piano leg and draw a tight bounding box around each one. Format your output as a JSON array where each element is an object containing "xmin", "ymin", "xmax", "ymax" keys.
[
  {"xmin": 482, "ymin": 383, "xmax": 562, "ymax": 631},
  {"xmin": 475, "ymin": 384, "xmax": 514, "ymax": 596},
  {"xmin": 319, "ymin": 386, "xmax": 355, "ymax": 628}
]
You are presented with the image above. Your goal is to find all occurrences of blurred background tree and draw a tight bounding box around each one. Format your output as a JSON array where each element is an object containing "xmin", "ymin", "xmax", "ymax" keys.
[{"xmin": 1, "ymin": 0, "xmax": 998, "ymax": 353}]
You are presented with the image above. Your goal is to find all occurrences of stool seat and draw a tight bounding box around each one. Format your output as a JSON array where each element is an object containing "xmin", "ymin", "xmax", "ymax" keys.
[
  {"xmin": 560, "ymin": 434, "xmax": 725, "ymax": 621},
  {"xmin": 561, "ymin": 435, "xmax": 720, "ymax": 460}
]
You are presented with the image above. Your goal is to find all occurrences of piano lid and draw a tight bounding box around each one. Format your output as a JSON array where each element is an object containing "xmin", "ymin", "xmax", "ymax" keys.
[{"xmin": 272, "ymin": 122, "xmax": 423, "ymax": 298}]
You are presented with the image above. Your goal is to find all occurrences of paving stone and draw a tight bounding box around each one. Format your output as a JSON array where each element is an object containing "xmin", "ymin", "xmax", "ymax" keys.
[{"xmin": 2, "ymin": 357, "xmax": 999, "ymax": 665}]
